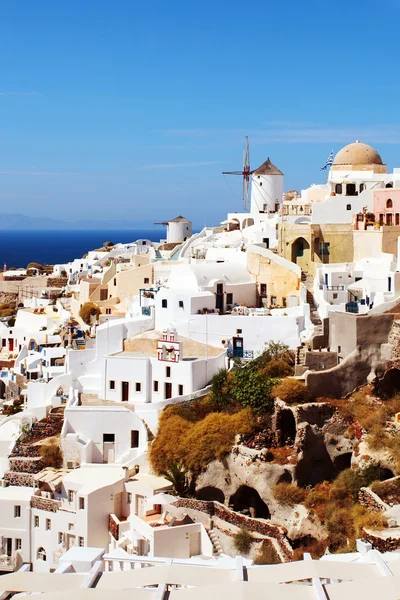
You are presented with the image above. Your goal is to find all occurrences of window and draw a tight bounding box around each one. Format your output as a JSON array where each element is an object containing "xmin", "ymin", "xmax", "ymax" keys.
[
  {"xmin": 144, "ymin": 278, "xmax": 149, "ymax": 284},
  {"xmin": 105, "ymin": 308, "xmax": 111, "ymax": 315},
  {"xmin": 178, "ymin": 384, "xmax": 184, "ymax": 396},
  {"xmin": 386, "ymin": 182, "xmax": 393, "ymax": 188},
  {"xmin": 46, "ymin": 518, "xmax": 51, "ymax": 531},
  {"xmin": 346, "ymin": 183, "xmax": 356, "ymax": 196},
  {"xmin": 37, "ymin": 547, "xmax": 46, "ymax": 561},
  {"xmin": 333, "ymin": 293, "xmax": 338, "ymax": 300},
  {"xmin": 79, "ymin": 497, "xmax": 85, "ymax": 510},
  {"xmin": 346, "ymin": 204, "xmax": 351, "ymax": 210},
  {"xmin": 114, "ymin": 278, "xmax": 117, "ymax": 286},
  {"xmin": 259, "ymin": 182, "xmax": 262, "ymax": 186},
  {"xmin": 34, "ymin": 516, "xmax": 39, "ymax": 528},
  {"xmin": 58, "ymin": 532, "xmax": 63, "ymax": 544},
  {"xmin": 153, "ymin": 380, "xmax": 159, "ymax": 392},
  {"xmin": 68, "ymin": 490, "xmax": 74, "ymax": 503},
  {"xmin": 14, "ymin": 505, "xmax": 21, "ymax": 518},
  {"xmin": 282, "ymin": 297, "xmax": 287, "ymax": 307},
  {"xmin": 387, "ymin": 199, "xmax": 393, "ymax": 209},
  {"xmin": 270, "ymin": 296, "xmax": 277, "ymax": 306},
  {"xmin": 131, "ymin": 430, "xmax": 139, "ymax": 448},
  {"xmin": 359, "ymin": 183, "xmax": 365, "ymax": 193},
  {"xmin": 109, "ymin": 380, "xmax": 115, "ymax": 390},
  {"xmin": 335, "ymin": 183, "xmax": 342, "ymax": 195},
  {"xmin": 79, "ymin": 537, "xmax": 84, "ymax": 547},
  {"xmin": 387, "ymin": 213, "xmax": 393, "ymax": 225},
  {"xmin": 127, "ymin": 492, "xmax": 132, "ymax": 504},
  {"xmin": 226, "ymin": 293, "xmax": 233, "ymax": 305},
  {"xmin": 396, "ymin": 214, "xmax": 400, "ymax": 226},
  {"xmin": 338, "ymin": 345, "xmax": 341, "ymax": 353},
  {"xmin": 379, "ymin": 213, "xmax": 384, "ymax": 225},
  {"xmin": 260, "ymin": 284, "xmax": 267, "ymax": 296},
  {"xmin": 135, "ymin": 382, "xmax": 141, "ymax": 392},
  {"xmin": 166, "ymin": 366, "xmax": 171, "ymax": 378},
  {"xmin": 320, "ymin": 242, "xmax": 330, "ymax": 256},
  {"xmin": 15, "ymin": 539, "xmax": 21, "ymax": 550},
  {"xmin": 68, "ymin": 523, "xmax": 74, "ymax": 531},
  {"xmin": 162, "ymin": 299, "xmax": 168, "ymax": 308},
  {"xmin": 179, "ymin": 300, "xmax": 184, "ymax": 308}
]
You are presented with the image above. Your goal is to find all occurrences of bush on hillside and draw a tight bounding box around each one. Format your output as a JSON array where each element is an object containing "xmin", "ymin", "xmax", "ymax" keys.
[
  {"xmin": 262, "ymin": 359, "xmax": 294, "ymax": 379},
  {"xmin": 253, "ymin": 540, "xmax": 280, "ymax": 564},
  {"xmin": 272, "ymin": 482, "xmax": 307, "ymax": 506},
  {"xmin": 79, "ymin": 302, "xmax": 101, "ymax": 325},
  {"xmin": 272, "ymin": 379, "xmax": 311, "ymax": 405},
  {"xmin": 40, "ymin": 440, "xmax": 63, "ymax": 469},
  {"xmin": 233, "ymin": 527, "xmax": 255, "ymax": 554}
]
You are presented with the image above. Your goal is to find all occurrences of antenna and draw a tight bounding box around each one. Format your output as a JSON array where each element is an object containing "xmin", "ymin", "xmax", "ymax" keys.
[{"xmin": 223, "ymin": 136, "xmax": 252, "ymax": 211}]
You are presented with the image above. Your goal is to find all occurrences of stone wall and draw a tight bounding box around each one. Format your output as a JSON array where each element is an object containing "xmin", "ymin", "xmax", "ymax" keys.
[
  {"xmin": 3, "ymin": 472, "xmax": 34, "ymax": 487},
  {"xmin": 358, "ymin": 487, "xmax": 390, "ymax": 512},
  {"xmin": 9, "ymin": 457, "xmax": 44, "ymax": 474},
  {"xmin": 30, "ymin": 495, "xmax": 59, "ymax": 513},
  {"xmin": 47, "ymin": 277, "xmax": 68, "ymax": 288},
  {"xmin": 172, "ymin": 498, "xmax": 293, "ymax": 561},
  {"xmin": 362, "ymin": 529, "xmax": 400, "ymax": 553},
  {"xmin": 304, "ymin": 351, "xmax": 338, "ymax": 371},
  {"xmin": 109, "ymin": 514, "xmax": 119, "ymax": 540}
]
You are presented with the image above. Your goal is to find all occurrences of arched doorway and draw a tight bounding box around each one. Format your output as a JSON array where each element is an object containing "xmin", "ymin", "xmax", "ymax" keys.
[
  {"xmin": 242, "ymin": 217, "xmax": 254, "ymax": 229},
  {"xmin": 276, "ymin": 409, "xmax": 296, "ymax": 446},
  {"xmin": 291, "ymin": 237, "xmax": 311, "ymax": 271},
  {"xmin": 196, "ymin": 486, "xmax": 225, "ymax": 503},
  {"xmin": 37, "ymin": 547, "xmax": 47, "ymax": 561},
  {"xmin": 229, "ymin": 486, "xmax": 270, "ymax": 519}
]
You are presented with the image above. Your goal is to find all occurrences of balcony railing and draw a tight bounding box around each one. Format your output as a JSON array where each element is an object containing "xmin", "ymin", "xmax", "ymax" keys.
[
  {"xmin": 280, "ymin": 204, "xmax": 311, "ymax": 216},
  {"xmin": 228, "ymin": 349, "xmax": 254, "ymax": 359},
  {"xmin": 326, "ymin": 285, "xmax": 345, "ymax": 291}
]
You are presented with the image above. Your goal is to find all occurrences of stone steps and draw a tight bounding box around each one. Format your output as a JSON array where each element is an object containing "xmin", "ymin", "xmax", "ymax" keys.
[{"xmin": 208, "ymin": 528, "xmax": 223, "ymax": 557}]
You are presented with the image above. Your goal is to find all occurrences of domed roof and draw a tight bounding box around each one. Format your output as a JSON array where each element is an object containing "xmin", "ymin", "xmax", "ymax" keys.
[{"xmin": 333, "ymin": 141, "xmax": 382, "ymax": 166}]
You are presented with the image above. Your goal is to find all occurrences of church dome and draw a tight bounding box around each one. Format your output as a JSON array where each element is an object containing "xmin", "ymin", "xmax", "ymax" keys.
[{"xmin": 333, "ymin": 141, "xmax": 382, "ymax": 167}]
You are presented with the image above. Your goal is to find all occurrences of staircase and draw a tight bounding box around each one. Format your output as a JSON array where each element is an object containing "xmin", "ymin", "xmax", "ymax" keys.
[
  {"xmin": 207, "ymin": 528, "xmax": 223, "ymax": 557},
  {"xmin": 75, "ymin": 337, "xmax": 86, "ymax": 350},
  {"xmin": 304, "ymin": 275, "xmax": 322, "ymax": 333}
]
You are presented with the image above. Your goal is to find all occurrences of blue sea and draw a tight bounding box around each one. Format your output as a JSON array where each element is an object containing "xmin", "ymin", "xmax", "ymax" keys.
[{"xmin": 0, "ymin": 229, "xmax": 166, "ymax": 268}]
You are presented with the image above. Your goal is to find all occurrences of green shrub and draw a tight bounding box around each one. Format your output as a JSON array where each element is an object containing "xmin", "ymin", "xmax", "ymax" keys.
[
  {"xmin": 233, "ymin": 527, "xmax": 254, "ymax": 554},
  {"xmin": 272, "ymin": 379, "xmax": 312, "ymax": 404},
  {"xmin": 272, "ymin": 482, "xmax": 307, "ymax": 506}
]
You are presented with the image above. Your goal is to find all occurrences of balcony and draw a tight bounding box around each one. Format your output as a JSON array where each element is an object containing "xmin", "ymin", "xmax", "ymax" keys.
[
  {"xmin": 0, "ymin": 555, "xmax": 14, "ymax": 571},
  {"xmin": 280, "ymin": 203, "xmax": 312, "ymax": 217}
]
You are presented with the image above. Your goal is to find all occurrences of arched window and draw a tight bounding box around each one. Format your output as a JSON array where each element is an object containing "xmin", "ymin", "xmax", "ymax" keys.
[
  {"xmin": 387, "ymin": 199, "xmax": 393, "ymax": 209},
  {"xmin": 335, "ymin": 183, "xmax": 342, "ymax": 195},
  {"xmin": 37, "ymin": 547, "xmax": 46, "ymax": 561},
  {"xmin": 386, "ymin": 183, "xmax": 393, "ymax": 188}
]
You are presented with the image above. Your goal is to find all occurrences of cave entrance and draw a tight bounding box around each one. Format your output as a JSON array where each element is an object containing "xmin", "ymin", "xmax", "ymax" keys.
[
  {"xmin": 229, "ymin": 486, "xmax": 270, "ymax": 519},
  {"xmin": 276, "ymin": 409, "xmax": 296, "ymax": 445},
  {"xmin": 333, "ymin": 453, "xmax": 352, "ymax": 474},
  {"xmin": 196, "ymin": 486, "xmax": 225, "ymax": 503}
]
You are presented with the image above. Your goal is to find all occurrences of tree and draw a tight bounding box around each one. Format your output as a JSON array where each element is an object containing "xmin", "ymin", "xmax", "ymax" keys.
[
  {"xmin": 79, "ymin": 302, "xmax": 101, "ymax": 325},
  {"xmin": 233, "ymin": 368, "xmax": 277, "ymax": 413}
]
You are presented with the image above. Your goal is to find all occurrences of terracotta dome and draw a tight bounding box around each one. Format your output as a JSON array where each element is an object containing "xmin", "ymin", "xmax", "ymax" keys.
[{"xmin": 333, "ymin": 141, "xmax": 382, "ymax": 166}]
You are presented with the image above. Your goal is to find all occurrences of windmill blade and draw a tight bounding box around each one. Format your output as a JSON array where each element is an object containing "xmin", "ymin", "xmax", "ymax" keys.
[{"xmin": 244, "ymin": 177, "xmax": 249, "ymax": 211}]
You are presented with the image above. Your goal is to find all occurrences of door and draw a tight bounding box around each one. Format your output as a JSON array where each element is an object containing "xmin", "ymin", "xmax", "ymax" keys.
[
  {"xmin": 189, "ymin": 532, "xmax": 201, "ymax": 557},
  {"xmin": 103, "ymin": 433, "xmax": 115, "ymax": 463},
  {"xmin": 6, "ymin": 538, "xmax": 12, "ymax": 557},
  {"xmin": 215, "ymin": 283, "xmax": 224, "ymax": 312},
  {"xmin": 165, "ymin": 382, "xmax": 172, "ymax": 400},
  {"xmin": 66, "ymin": 534, "xmax": 76, "ymax": 550},
  {"xmin": 232, "ymin": 336, "xmax": 244, "ymax": 358},
  {"xmin": 8, "ymin": 339, "xmax": 13, "ymax": 352},
  {"xmin": 122, "ymin": 381, "xmax": 129, "ymax": 402},
  {"xmin": 136, "ymin": 495, "xmax": 145, "ymax": 517}
]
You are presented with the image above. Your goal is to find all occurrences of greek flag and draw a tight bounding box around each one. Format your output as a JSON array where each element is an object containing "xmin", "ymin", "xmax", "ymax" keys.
[{"xmin": 320, "ymin": 150, "xmax": 334, "ymax": 171}]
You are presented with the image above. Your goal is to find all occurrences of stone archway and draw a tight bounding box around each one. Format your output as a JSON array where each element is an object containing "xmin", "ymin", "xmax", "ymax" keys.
[
  {"xmin": 242, "ymin": 217, "xmax": 254, "ymax": 229},
  {"xmin": 291, "ymin": 237, "xmax": 310, "ymax": 271},
  {"xmin": 229, "ymin": 485, "xmax": 270, "ymax": 519},
  {"xmin": 276, "ymin": 409, "xmax": 296, "ymax": 446},
  {"xmin": 196, "ymin": 486, "xmax": 225, "ymax": 503}
]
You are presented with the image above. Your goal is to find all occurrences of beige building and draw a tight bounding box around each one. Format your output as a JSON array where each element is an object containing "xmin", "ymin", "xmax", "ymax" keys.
[{"xmin": 246, "ymin": 245, "xmax": 301, "ymax": 308}]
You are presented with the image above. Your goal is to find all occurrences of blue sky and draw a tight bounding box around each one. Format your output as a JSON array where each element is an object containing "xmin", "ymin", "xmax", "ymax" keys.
[{"xmin": 0, "ymin": 0, "xmax": 400, "ymax": 228}]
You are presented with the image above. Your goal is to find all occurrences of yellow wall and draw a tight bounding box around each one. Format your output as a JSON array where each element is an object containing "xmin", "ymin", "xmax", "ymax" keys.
[
  {"xmin": 247, "ymin": 250, "xmax": 300, "ymax": 307},
  {"xmin": 108, "ymin": 263, "xmax": 154, "ymax": 300},
  {"xmin": 278, "ymin": 223, "xmax": 354, "ymax": 274}
]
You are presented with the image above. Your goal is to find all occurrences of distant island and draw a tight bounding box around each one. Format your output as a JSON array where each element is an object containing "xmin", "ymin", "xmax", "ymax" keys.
[{"xmin": 0, "ymin": 213, "xmax": 160, "ymax": 230}]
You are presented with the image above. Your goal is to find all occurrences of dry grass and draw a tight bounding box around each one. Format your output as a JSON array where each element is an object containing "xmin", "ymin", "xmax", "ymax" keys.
[
  {"xmin": 272, "ymin": 379, "xmax": 312, "ymax": 405},
  {"xmin": 273, "ymin": 483, "xmax": 307, "ymax": 506}
]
